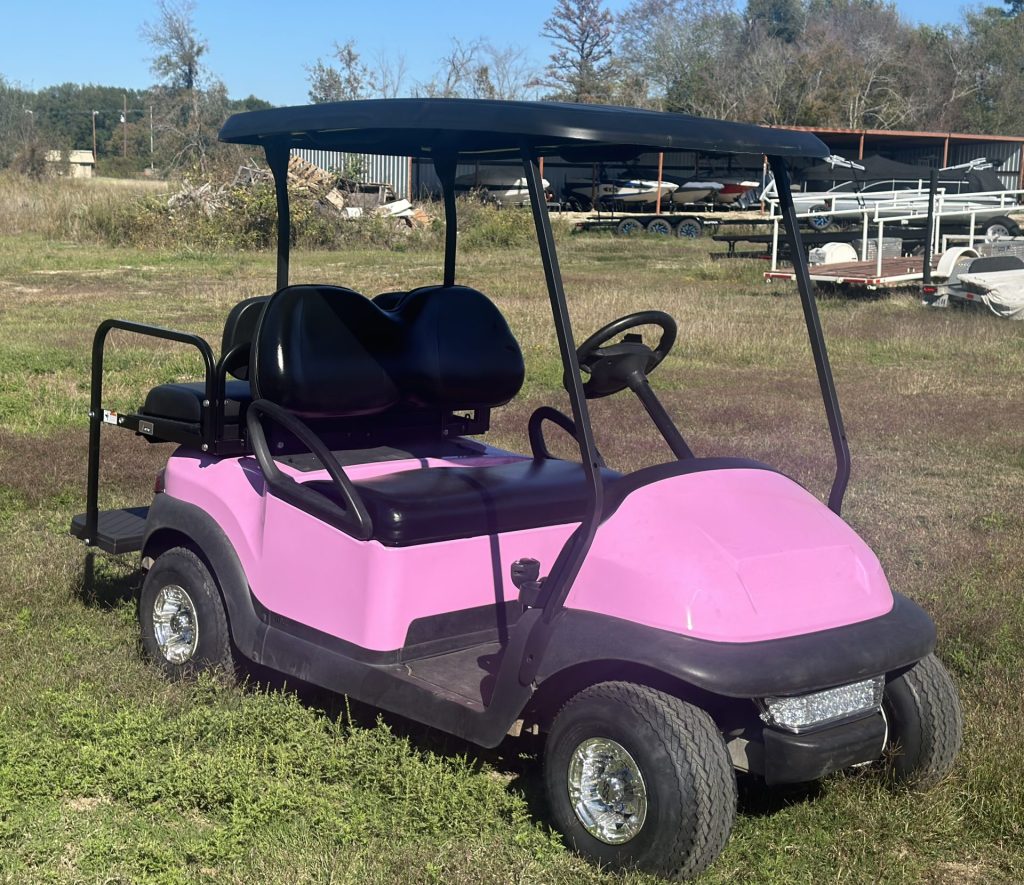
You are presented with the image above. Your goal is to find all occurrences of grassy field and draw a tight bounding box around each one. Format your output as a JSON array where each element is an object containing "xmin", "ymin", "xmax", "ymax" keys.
[{"xmin": 1, "ymin": 185, "xmax": 1023, "ymax": 883}]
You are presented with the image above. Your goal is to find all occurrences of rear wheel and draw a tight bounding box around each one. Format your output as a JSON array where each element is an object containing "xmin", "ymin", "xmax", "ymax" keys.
[
  {"xmin": 646, "ymin": 218, "xmax": 674, "ymax": 236},
  {"xmin": 881, "ymin": 654, "xmax": 962, "ymax": 789},
  {"xmin": 544, "ymin": 682, "xmax": 735, "ymax": 880},
  {"xmin": 139, "ymin": 547, "xmax": 234, "ymax": 678}
]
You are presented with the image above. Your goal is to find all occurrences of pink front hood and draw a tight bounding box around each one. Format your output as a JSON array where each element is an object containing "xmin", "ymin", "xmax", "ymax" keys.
[{"xmin": 568, "ymin": 468, "xmax": 893, "ymax": 643}]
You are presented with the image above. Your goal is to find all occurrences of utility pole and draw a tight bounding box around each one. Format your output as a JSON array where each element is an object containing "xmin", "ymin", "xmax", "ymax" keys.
[
  {"xmin": 122, "ymin": 94, "xmax": 128, "ymax": 158},
  {"xmin": 91, "ymin": 111, "xmax": 98, "ymax": 163},
  {"xmin": 149, "ymin": 106, "xmax": 154, "ymax": 169}
]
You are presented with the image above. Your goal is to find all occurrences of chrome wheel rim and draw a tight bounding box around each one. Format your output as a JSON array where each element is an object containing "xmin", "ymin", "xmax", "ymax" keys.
[
  {"xmin": 152, "ymin": 584, "xmax": 198, "ymax": 664},
  {"xmin": 985, "ymin": 224, "xmax": 1010, "ymax": 241},
  {"xmin": 567, "ymin": 737, "xmax": 648, "ymax": 844}
]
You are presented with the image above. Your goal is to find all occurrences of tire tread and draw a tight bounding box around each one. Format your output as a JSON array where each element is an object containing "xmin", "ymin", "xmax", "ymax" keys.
[{"xmin": 549, "ymin": 681, "xmax": 735, "ymax": 880}]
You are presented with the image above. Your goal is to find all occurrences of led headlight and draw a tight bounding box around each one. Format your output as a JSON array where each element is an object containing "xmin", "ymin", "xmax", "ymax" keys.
[{"xmin": 759, "ymin": 676, "xmax": 884, "ymax": 733}]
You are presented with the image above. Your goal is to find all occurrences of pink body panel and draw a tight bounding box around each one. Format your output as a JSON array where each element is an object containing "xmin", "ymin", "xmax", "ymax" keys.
[
  {"xmin": 163, "ymin": 449, "xmax": 575, "ymax": 650},
  {"xmin": 568, "ymin": 469, "xmax": 892, "ymax": 642},
  {"xmin": 164, "ymin": 451, "xmax": 892, "ymax": 651}
]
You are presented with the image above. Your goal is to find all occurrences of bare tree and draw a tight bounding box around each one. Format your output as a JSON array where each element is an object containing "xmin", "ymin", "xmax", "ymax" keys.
[
  {"xmin": 541, "ymin": 0, "xmax": 617, "ymax": 103},
  {"xmin": 142, "ymin": 0, "xmax": 225, "ymax": 174},
  {"xmin": 482, "ymin": 44, "xmax": 542, "ymax": 100},
  {"xmin": 142, "ymin": 0, "xmax": 207, "ymax": 91},
  {"xmin": 375, "ymin": 51, "xmax": 408, "ymax": 99},
  {"xmin": 308, "ymin": 41, "xmax": 376, "ymax": 102},
  {"xmin": 419, "ymin": 38, "xmax": 482, "ymax": 98}
]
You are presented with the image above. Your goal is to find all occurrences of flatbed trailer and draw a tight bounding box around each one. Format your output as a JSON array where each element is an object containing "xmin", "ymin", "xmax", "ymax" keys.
[{"xmin": 764, "ymin": 255, "xmax": 939, "ymax": 289}]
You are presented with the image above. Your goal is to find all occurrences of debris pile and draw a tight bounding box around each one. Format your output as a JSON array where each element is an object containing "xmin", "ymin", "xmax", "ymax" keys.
[{"xmin": 169, "ymin": 156, "xmax": 432, "ymax": 230}]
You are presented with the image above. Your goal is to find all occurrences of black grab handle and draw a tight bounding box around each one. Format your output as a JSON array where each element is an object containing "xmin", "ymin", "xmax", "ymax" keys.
[
  {"xmin": 245, "ymin": 399, "xmax": 373, "ymax": 540},
  {"xmin": 528, "ymin": 406, "xmax": 606, "ymax": 467}
]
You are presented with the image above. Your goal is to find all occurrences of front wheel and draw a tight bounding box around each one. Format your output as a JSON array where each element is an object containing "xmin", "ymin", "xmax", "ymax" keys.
[
  {"xmin": 881, "ymin": 654, "xmax": 962, "ymax": 789},
  {"xmin": 544, "ymin": 682, "xmax": 736, "ymax": 880},
  {"xmin": 139, "ymin": 546, "xmax": 234, "ymax": 678}
]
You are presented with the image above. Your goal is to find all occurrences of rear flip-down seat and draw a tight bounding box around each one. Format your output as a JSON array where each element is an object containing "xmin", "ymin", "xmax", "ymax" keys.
[
  {"xmin": 140, "ymin": 379, "xmax": 253, "ymax": 435},
  {"xmin": 135, "ymin": 295, "xmax": 267, "ymax": 444}
]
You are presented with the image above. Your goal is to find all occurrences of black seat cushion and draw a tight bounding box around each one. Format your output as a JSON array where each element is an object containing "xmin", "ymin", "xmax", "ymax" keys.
[
  {"xmin": 306, "ymin": 459, "xmax": 621, "ymax": 546},
  {"xmin": 140, "ymin": 379, "xmax": 253, "ymax": 424}
]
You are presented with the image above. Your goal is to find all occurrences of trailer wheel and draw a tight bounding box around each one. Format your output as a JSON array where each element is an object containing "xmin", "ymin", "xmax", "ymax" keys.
[
  {"xmin": 808, "ymin": 205, "xmax": 834, "ymax": 231},
  {"xmin": 545, "ymin": 681, "xmax": 735, "ymax": 880},
  {"xmin": 646, "ymin": 218, "xmax": 674, "ymax": 236},
  {"xmin": 674, "ymin": 217, "xmax": 703, "ymax": 239},
  {"xmin": 616, "ymin": 217, "xmax": 644, "ymax": 236},
  {"xmin": 139, "ymin": 546, "xmax": 234, "ymax": 678},
  {"xmin": 982, "ymin": 215, "xmax": 1020, "ymax": 241},
  {"xmin": 880, "ymin": 654, "xmax": 962, "ymax": 790}
]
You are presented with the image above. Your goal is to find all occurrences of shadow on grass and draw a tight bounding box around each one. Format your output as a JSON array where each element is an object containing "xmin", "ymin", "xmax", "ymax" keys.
[
  {"xmin": 230, "ymin": 656, "xmax": 824, "ymax": 833},
  {"xmin": 77, "ymin": 551, "xmax": 142, "ymax": 610},
  {"xmin": 736, "ymin": 772, "xmax": 824, "ymax": 817}
]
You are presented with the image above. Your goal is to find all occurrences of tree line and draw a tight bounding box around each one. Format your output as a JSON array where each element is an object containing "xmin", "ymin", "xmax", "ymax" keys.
[
  {"xmin": 308, "ymin": 0, "xmax": 1024, "ymax": 136},
  {"xmin": 2, "ymin": 0, "xmax": 1022, "ymax": 179}
]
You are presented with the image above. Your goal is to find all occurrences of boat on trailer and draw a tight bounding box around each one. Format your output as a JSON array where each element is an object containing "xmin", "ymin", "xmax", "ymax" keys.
[
  {"xmin": 564, "ymin": 175, "xmax": 678, "ymax": 210},
  {"xmin": 454, "ymin": 166, "xmax": 552, "ymax": 207}
]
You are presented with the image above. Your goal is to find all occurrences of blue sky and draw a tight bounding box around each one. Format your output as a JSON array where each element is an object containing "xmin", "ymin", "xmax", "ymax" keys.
[{"xmin": 2, "ymin": 0, "xmax": 973, "ymax": 106}]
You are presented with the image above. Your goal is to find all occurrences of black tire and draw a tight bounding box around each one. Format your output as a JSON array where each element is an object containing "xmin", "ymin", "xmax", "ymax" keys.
[
  {"xmin": 982, "ymin": 215, "xmax": 1020, "ymax": 240},
  {"xmin": 544, "ymin": 682, "xmax": 736, "ymax": 880},
  {"xmin": 881, "ymin": 654, "xmax": 962, "ymax": 789},
  {"xmin": 674, "ymin": 216, "xmax": 703, "ymax": 239},
  {"xmin": 615, "ymin": 217, "xmax": 644, "ymax": 236},
  {"xmin": 139, "ymin": 546, "xmax": 234, "ymax": 678},
  {"xmin": 646, "ymin": 218, "xmax": 673, "ymax": 236},
  {"xmin": 807, "ymin": 204, "xmax": 834, "ymax": 231}
]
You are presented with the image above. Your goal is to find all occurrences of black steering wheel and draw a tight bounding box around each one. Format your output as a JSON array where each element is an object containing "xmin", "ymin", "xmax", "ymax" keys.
[{"xmin": 575, "ymin": 310, "xmax": 677, "ymax": 399}]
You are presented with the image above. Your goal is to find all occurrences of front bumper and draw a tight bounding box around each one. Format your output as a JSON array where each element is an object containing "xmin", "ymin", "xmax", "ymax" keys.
[{"xmin": 759, "ymin": 713, "xmax": 886, "ymax": 784}]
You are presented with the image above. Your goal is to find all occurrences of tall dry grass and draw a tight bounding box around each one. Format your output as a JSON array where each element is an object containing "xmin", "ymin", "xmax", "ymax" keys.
[{"xmin": 0, "ymin": 172, "xmax": 167, "ymax": 240}]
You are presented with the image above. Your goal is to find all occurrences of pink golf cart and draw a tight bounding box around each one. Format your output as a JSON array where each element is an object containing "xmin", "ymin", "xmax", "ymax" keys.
[{"xmin": 71, "ymin": 99, "xmax": 962, "ymax": 879}]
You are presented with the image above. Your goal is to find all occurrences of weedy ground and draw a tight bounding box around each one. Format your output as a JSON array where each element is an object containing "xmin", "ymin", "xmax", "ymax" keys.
[{"xmin": 0, "ymin": 178, "xmax": 1022, "ymax": 884}]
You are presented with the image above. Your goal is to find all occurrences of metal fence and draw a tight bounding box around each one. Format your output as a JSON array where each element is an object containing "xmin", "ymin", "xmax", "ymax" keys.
[{"xmin": 291, "ymin": 149, "xmax": 412, "ymax": 198}]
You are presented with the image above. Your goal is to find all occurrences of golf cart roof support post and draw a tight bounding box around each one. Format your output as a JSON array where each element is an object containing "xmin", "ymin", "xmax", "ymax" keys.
[
  {"xmin": 518, "ymin": 147, "xmax": 605, "ymax": 679},
  {"xmin": 436, "ymin": 153, "xmax": 458, "ymax": 287},
  {"xmin": 266, "ymin": 142, "xmax": 290, "ymax": 291},
  {"xmin": 768, "ymin": 155, "xmax": 851, "ymax": 515}
]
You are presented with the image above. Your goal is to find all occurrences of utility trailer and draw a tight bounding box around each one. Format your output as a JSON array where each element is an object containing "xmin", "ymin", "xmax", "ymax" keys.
[{"xmin": 575, "ymin": 212, "xmax": 779, "ymax": 240}]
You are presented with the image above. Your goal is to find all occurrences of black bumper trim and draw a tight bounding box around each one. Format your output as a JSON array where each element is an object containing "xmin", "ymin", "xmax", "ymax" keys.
[
  {"xmin": 762, "ymin": 713, "xmax": 886, "ymax": 784},
  {"xmin": 539, "ymin": 594, "xmax": 935, "ymax": 698}
]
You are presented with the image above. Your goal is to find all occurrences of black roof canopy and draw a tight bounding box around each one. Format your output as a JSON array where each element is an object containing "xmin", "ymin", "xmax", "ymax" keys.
[{"xmin": 219, "ymin": 98, "xmax": 828, "ymax": 161}]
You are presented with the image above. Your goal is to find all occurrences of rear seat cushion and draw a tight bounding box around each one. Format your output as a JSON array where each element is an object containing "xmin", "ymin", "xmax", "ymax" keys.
[{"xmin": 141, "ymin": 379, "xmax": 252, "ymax": 424}]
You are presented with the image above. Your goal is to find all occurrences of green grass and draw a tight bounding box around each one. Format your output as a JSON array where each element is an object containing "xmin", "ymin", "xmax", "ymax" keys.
[{"xmin": 1, "ymin": 201, "xmax": 1023, "ymax": 882}]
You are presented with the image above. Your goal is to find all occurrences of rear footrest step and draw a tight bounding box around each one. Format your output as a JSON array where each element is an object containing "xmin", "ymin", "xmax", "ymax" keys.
[{"xmin": 70, "ymin": 507, "xmax": 149, "ymax": 554}]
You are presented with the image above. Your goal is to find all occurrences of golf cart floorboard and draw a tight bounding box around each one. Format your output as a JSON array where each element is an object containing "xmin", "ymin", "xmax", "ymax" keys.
[
  {"xmin": 70, "ymin": 507, "xmax": 149, "ymax": 554},
  {"xmin": 387, "ymin": 640, "xmax": 506, "ymax": 710}
]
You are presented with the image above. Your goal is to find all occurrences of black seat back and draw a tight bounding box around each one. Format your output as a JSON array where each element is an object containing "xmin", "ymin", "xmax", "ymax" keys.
[
  {"xmin": 250, "ymin": 284, "xmax": 524, "ymax": 422},
  {"xmin": 221, "ymin": 295, "xmax": 268, "ymax": 380}
]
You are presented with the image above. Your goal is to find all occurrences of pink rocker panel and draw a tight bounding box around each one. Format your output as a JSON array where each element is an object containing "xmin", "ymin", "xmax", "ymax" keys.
[{"xmin": 164, "ymin": 450, "xmax": 893, "ymax": 651}]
